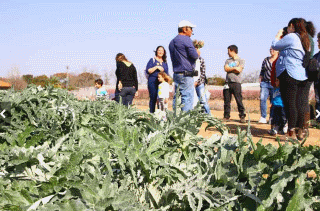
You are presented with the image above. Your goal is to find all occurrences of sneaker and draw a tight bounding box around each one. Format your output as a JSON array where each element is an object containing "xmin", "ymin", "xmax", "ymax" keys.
[
  {"xmin": 268, "ymin": 129, "xmax": 278, "ymax": 135},
  {"xmin": 240, "ymin": 116, "xmax": 246, "ymax": 123},
  {"xmin": 283, "ymin": 123, "xmax": 288, "ymax": 134},
  {"xmin": 222, "ymin": 118, "xmax": 230, "ymax": 122},
  {"xmin": 258, "ymin": 117, "xmax": 267, "ymax": 124}
]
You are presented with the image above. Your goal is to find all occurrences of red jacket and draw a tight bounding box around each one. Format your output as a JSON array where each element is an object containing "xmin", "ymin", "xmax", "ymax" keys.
[{"xmin": 270, "ymin": 58, "xmax": 278, "ymax": 87}]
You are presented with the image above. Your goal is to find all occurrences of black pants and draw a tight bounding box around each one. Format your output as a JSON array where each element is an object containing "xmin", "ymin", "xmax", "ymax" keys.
[
  {"xmin": 119, "ymin": 87, "xmax": 136, "ymax": 106},
  {"xmin": 271, "ymin": 105, "xmax": 287, "ymax": 130},
  {"xmin": 223, "ymin": 82, "xmax": 246, "ymax": 119},
  {"xmin": 278, "ymin": 71, "xmax": 312, "ymax": 129},
  {"xmin": 114, "ymin": 89, "xmax": 120, "ymax": 102}
]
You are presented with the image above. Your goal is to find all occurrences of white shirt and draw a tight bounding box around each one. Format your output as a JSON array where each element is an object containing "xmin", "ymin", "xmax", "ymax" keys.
[{"xmin": 158, "ymin": 82, "xmax": 170, "ymax": 99}]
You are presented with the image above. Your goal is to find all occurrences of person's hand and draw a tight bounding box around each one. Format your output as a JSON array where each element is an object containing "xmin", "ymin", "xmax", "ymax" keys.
[
  {"xmin": 276, "ymin": 28, "xmax": 283, "ymax": 40},
  {"xmin": 164, "ymin": 98, "xmax": 168, "ymax": 104},
  {"xmin": 135, "ymin": 91, "xmax": 139, "ymax": 97},
  {"xmin": 233, "ymin": 67, "xmax": 241, "ymax": 73},
  {"xmin": 197, "ymin": 49, "xmax": 201, "ymax": 56},
  {"xmin": 157, "ymin": 66, "xmax": 164, "ymax": 72},
  {"xmin": 118, "ymin": 81, "xmax": 123, "ymax": 90},
  {"xmin": 194, "ymin": 81, "xmax": 198, "ymax": 87},
  {"xmin": 259, "ymin": 76, "xmax": 263, "ymax": 83}
]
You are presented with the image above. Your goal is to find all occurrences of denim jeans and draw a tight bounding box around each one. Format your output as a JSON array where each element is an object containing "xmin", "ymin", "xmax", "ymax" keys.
[
  {"xmin": 271, "ymin": 105, "xmax": 287, "ymax": 130},
  {"xmin": 173, "ymin": 73, "xmax": 194, "ymax": 112},
  {"xmin": 195, "ymin": 83, "xmax": 211, "ymax": 115},
  {"xmin": 147, "ymin": 78, "xmax": 159, "ymax": 113},
  {"xmin": 119, "ymin": 87, "xmax": 136, "ymax": 106},
  {"xmin": 260, "ymin": 81, "xmax": 273, "ymax": 118}
]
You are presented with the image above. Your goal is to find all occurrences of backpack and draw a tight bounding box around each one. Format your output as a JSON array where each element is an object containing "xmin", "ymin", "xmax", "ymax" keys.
[{"xmin": 303, "ymin": 51, "xmax": 320, "ymax": 81}]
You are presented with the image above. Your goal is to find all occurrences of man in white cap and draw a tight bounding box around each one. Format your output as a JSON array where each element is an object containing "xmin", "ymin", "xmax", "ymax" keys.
[{"xmin": 169, "ymin": 20, "xmax": 200, "ymax": 112}]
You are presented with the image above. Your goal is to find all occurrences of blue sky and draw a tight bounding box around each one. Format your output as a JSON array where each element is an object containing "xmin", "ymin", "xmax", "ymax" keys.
[{"xmin": 1, "ymin": 0, "xmax": 319, "ymax": 83}]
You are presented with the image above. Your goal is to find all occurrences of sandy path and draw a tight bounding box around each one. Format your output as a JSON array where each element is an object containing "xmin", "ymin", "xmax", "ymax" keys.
[{"xmin": 135, "ymin": 105, "xmax": 320, "ymax": 147}]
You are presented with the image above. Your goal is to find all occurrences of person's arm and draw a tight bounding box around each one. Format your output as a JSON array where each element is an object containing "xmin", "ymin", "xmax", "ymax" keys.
[
  {"xmin": 197, "ymin": 57, "xmax": 206, "ymax": 85},
  {"xmin": 224, "ymin": 60, "xmax": 238, "ymax": 73},
  {"xmin": 146, "ymin": 58, "xmax": 158, "ymax": 74},
  {"xmin": 164, "ymin": 83, "xmax": 170, "ymax": 100},
  {"xmin": 271, "ymin": 33, "xmax": 294, "ymax": 51},
  {"xmin": 234, "ymin": 59, "xmax": 245, "ymax": 73},
  {"xmin": 227, "ymin": 59, "xmax": 245, "ymax": 74},
  {"xmin": 117, "ymin": 63, "xmax": 124, "ymax": 90},
  {"xmin": 186, "ymin": 39, "xmax": 199, "ymax": 60},
  {"xmin": 164, "ymin": 62, "xmax": 169, "ymax": 75},
  {"xmin": 132, "ymin": 65, "xmax": 138, "ymax": 91},
  {"xmin": 259, "ymin": 58, "xmax": 267, "ymax": 82}
]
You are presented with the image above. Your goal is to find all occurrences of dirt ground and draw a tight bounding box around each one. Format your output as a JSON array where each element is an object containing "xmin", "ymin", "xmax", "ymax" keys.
[{"xmin": 134, "ymin": 99, "xmax": 320, "ymax": 147}]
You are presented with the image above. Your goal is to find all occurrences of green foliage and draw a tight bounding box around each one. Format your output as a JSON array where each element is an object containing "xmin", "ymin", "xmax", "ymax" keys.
[
  {"xmin": 22, "ymin": 75, "xmax": 34, "ymax": 84},
  {"xmin": 207, "ymin": 76, "xmax": 226, "ymax": 86},
  {"xmin": 0, "ymin": 85, "xmax": 320, "ymax": 210}
]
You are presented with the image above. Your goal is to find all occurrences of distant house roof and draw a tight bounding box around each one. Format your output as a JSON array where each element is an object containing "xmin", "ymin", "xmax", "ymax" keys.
[{"xmin": 0, "ymin": 80, "xmax": 11, "ymax": 88}]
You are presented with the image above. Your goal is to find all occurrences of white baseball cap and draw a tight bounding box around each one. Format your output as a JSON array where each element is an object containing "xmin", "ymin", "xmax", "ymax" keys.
[{"xmin": 178, "ymin": 20, "xmax": 196, "ymax": 28}]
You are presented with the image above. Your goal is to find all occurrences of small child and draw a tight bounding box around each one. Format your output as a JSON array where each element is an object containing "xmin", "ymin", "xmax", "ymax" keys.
[
  {"xmin": 268, "ymin": 78, "xmax": 287, "ymax": 135},
  {"xmin": 94, "ymin": 79, "xmax": 108, "ymax": 99},
  {"xmin": 157, "ymin": 72, "xmax": 172, "ymax": 111}
]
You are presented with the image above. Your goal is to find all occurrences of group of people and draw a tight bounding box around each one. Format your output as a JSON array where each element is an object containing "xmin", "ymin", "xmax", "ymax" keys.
[
  {"xmin": 97, "ymin": 20, "xmax": 212, "ymax": 116},
  {"xmin": 258, "ymin": 18, "xmax": 320, "ymax": 140},
  {"xmin": 94, "ymin": 18, "xmax": 320, "ymax": 141}
]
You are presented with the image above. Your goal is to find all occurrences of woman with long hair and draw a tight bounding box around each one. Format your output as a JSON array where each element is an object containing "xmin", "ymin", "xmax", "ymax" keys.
[
  {"xmin": 115, "ymin": 53, "xmax": 138, "ymax": 106},
  {"xmin": 271, "ymin": 18, "xmax": 312, "ymax": 140},
  {"xmin": 145, "ymin": 46, "xmax": 169, "ymax": 113}
]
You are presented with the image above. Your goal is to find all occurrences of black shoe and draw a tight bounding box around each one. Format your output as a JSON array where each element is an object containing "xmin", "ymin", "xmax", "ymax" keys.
[
  {"xmin": 240, "ymin": 116, "xmax": 246, "ymax": 123},
  {"xmin": 222, "ymin": 118, "xmax": 230, "ymax": 122}
]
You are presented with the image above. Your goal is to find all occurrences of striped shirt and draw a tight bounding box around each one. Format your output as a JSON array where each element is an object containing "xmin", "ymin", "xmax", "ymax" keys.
[
  {"xmin": 196, "ymin": 57, "xmax": 206, "ymax": 85},
  {"xmin": 260, "ymin": 57, "xmax": 272, "ymax": 82}
]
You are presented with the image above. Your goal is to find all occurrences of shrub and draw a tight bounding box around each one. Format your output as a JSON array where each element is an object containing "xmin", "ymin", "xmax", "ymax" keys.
[
  {"xmin": 207, "ymin": 76, "xmax": 226, "ymax": 86},
  {"xmin": 22, "ymin": 74, "xmax": 34, "ymax": 84},
  {"xmin": 31, "ymin": 75, "xmax": 49, "ymax": 87},
  {"xmin": 4, "ymin": 76, "xmax": 27, "ymax": 91},
  {"xmin": 70, "ymin": 72, "xmax": 101, "ymax": 88}
]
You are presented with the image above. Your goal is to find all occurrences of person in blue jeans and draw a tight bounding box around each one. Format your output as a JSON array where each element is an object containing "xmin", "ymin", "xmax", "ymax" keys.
[
  {"xmin": 259, "ymin": 48, "xmax": 279, "ymax": 124},
  {"xmin": 145, "ymin": 46, "xmax": 169, "ymax": 113},
  {"xmin": 169, "ymin": 20, "xmax": 200, "ymax": 112},
  {"xmin": 194, "ymin": 56, "xmax": 211, "ymax": 115},
  {"xmin": 115, "ymin": 53, "xmax": 138, "ymax": 106}
]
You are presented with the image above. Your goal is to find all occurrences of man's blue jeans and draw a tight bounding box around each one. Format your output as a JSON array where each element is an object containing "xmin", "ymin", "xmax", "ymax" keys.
[
  {"xmin": 260, "ymin": 81, "xmax": 273, "ymax": 118},
  {"xmin": 195, "ymin": 83, "xmax": 211, "ymax": 115},
  {"xmin": 173, "ymin": 73, "xmax": 194, "ymax": 112}
]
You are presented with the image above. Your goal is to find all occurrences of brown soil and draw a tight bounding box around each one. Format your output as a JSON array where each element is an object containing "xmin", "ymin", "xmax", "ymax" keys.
[{"xmin": 134, "ymin": 99, "xmax": 320, "ymax": 147}]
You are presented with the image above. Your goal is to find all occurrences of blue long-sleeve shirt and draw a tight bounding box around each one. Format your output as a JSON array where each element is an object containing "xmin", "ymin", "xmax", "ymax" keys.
[
  {"xmin": 169, "ymin": 34, "xmax": 199, "ymax": 73},
  {"xmin": 145, "ymin": 58, "xmax": 169, "ymax": 82},
  {"xmin": 271, "ymin": 33, "xmax": 307, "ymax": 81}
]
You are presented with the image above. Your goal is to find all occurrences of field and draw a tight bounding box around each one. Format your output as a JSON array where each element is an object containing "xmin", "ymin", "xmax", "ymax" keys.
[{"xmin": 1, "ymin": 85, "xmax": 320, "ymax": 210}]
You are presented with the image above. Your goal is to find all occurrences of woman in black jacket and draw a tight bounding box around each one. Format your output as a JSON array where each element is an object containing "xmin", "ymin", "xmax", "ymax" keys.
[{"xmin": 115, "ymin": 53, "xmax": 138, "ymax": 106}]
